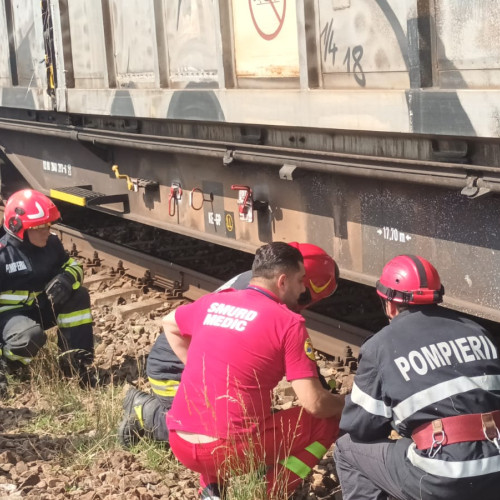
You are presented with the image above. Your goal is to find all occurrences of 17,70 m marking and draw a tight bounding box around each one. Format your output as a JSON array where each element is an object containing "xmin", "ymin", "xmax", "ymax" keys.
[{"xmin": 377, "ymin": 226, "xmax": 412, "ymax": 243}]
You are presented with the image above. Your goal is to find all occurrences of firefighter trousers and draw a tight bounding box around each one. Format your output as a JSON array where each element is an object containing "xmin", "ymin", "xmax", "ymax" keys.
[
  {"xmin": 334, "ymin": 433, "xmax": 500, "ymax": 500},
  {"xmin": 0, "ymin": 287, "xmax": 94, "ymax": 365}
]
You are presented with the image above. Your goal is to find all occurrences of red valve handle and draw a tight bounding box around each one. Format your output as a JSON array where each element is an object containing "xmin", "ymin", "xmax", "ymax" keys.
[
  {"xmin": 231, "ymin": 185, "xmax": 252, "ymax": 214},
  {"xmin": 169, "ymin": 186, "xmax": 182, "ymax": 216}
]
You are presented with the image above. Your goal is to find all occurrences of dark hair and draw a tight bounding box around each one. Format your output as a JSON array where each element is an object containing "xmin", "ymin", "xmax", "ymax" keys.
[
  {"xmin": 251, "ymin": 242, "xmax": 303, "ymax": 280},
  {"xmin": 395, "ymin": 303, "xmax": 410, "ymax": 313},
  {"xmin": 380, "ymin": 296, "xmax": 413, "ymax": 314}
]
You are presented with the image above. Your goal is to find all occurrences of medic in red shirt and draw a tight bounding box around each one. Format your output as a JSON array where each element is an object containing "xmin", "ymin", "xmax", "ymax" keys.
[{"xmin": 164, "ymin": 242, "xmax": 344, "ymax": 499}]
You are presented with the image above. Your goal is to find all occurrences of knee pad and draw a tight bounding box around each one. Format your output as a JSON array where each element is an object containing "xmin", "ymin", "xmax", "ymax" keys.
[{"xmin": 3, "ymin": 323, "xmax": 47, "ymax": 360}]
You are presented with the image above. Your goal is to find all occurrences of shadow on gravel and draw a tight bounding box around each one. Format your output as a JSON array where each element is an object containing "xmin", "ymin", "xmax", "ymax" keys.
[
  {"xmin": 0, "ymin": 407, "xmax": 35, "ymax": 433},
  {"xmin": 96, "ymin": 353, "xmax": 148, "ymax": 387},
  {"xmin": 0, "ymin": 432, "xmax": 72, "ymax": 462}
]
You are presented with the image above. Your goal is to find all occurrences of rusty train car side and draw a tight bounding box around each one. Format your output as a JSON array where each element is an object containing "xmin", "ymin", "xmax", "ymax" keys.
[{"xmin": 1, "ymin": 0, "xmax": 500, "ymax": 327}]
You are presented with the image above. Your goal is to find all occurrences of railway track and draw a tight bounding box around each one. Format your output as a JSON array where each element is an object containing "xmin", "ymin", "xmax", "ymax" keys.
[
  {"xmin": 0, "ymin": 221, "xmax": 353, "ymax": 500},
  {"xmin": 53, "ymin": 223, "xmax": 370, "ymax": 360}
]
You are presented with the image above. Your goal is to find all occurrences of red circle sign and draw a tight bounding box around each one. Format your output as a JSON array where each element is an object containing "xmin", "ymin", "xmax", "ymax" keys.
[{"xmin": 249, "ymin": 0, "xmax": 287, "ymax": 41}]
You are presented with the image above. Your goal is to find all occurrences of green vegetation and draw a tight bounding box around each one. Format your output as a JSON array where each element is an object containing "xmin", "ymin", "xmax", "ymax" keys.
[
  {"xmin": 7, "ymin": 331, "xmax": 123, "ymax": 469},
  {"xmin": 2, "ymin": 330, "xmax": 298, "ymax": 499}
]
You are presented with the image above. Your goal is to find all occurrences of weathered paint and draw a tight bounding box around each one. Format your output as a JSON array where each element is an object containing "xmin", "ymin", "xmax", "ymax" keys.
[
  {"xmin": 10, "ymin": 0, "xmax": 45, "ymax": 88},
  {"xmin": 435, "ymin": 0, "xmax": 500, "ymax": 88},
  {"xmin": 3, "ymin": 127, "xmax": 500, "ymax": 320},
  {"xmin": 318, "ymin": 0, "xmax": 410, "ymax": 88},
  {"xmin": 0, "ymin": 4, "xmax": 11, "ymax": 87},
  {"xmin": 232, "ymin": 0, "xmax": 300, "ymax": 79},
  {"xmin": 2, "ymin": 0, "xmax": 500, "ymax": 138},
  {"xmin": 165, "ymin": 0, "xmax": 220, "ymax": 87},
  {"xmin": 67, "ymin": 0, "xmax": 109, "ymax": 89},
  {"xmin": 2, "ymin": 0, "xmax": 500, "ymax": 322},
  {"xmin": 109, "ymin": 0, "xmax": 158, "ymax": 89}
]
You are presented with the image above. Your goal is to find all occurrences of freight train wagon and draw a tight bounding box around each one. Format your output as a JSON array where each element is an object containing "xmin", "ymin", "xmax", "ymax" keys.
[{"xmin": 1, "ymin": 0, "xmax": 500, "ymax": 324}]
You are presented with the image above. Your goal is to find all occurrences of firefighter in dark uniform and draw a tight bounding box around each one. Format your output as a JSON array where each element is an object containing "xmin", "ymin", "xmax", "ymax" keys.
[
  {"xmin": 118, "ymin": 242, "xmax": 339, "ymax": 448},
  {"xmin": 0, "ymin": 189, "xmax": 94, "ymax": 395},
  {"xmin": 334, "ymin": 255, "xmax": 500, "ymax": 500}
]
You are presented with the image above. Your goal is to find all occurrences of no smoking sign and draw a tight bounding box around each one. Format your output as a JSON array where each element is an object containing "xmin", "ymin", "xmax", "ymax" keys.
[{"xmin": 249, "ymin": 0, "xmax": 287, "ymax": 40}]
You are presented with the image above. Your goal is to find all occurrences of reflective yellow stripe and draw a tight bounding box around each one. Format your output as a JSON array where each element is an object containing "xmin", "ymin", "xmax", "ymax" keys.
[
  {"xmin": 64, "ymin": 257, "xmax": 84, "ymax": 282},
  {"xmin": 57, "ymin": 309, "xmax": 93, "ymax": 328},
  {"xmin": 3, "ymin": 349, "xmax": 33, "ymax": 365},
  {"xmin": 62, "ymin": 257, "xmax": 84, "ymax": 287},
  {"xmin": 0, "ymin": 290, "xmax": 41, "ymax": 309},
  {"xmin": 0, "ymin": 291, "xmax": 29, "ymax": 302},
  {"xmin": 134, "ymin": 405, "xmax": 145, "ymax": 428},
  {"xmin": 0, "ymin": 290, "xmax": 31, "ymax": 304},
  {"xmin": 65, "ymin": 267, "xmax": 78, "ymax": 281},
  {"xmin": 148, "ymin": 377, "xmax": 179, "ymax": 397},
  {"xmin": 279, "ymin": 456, "xmax": 311, "ymax": 479},
  {"xmin": 0, "ymin": 304, "xmax": 24, "ymax": 313},
  {"xmin": 278, "ymin": 442, "xmax": 326, "ymax": 480},
  {"xmin": 305, "ymin": 441, "xmax": 327, "ymax": 459}
]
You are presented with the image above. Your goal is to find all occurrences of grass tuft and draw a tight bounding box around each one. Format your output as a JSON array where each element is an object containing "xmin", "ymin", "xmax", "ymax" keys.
[
  {"xmin": 129, "ymin": 438, "xmax": 182, "ymax": 475},
  {"xmin": 3, "ymin": 328, "xmax": 314, "ymax": 499},
  {"xmin": 11, "ymin": 330, "xmax": 123, "ymax": 469}
]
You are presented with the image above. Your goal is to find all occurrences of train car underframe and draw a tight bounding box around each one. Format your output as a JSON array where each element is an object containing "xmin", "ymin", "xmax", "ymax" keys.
[{"xmin": 1, "ymin": 109, "xmax": 500, "ymax": 324}]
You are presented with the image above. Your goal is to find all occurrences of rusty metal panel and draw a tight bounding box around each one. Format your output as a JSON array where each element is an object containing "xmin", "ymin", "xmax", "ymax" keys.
[
  {"xmin": 3, "ymin": 126, "xmax": 500, "ymax": 321},
  {"xmin": 114, "ymin": 154, "xmax": 500, "ymax": 322},
  {"xmin": 435, "ymin": 0, "xmax": 500, "ymax": 88},
  {"xmin": 231, "ymin": 0, "xmax": 299, "ymax": 79},
  {"xmin": 0, "ymin": 4, "xmax": 11, "ymax": 86},
  {"xmin": 67, "ymin": 0, "xmax": 108, "ymax": 89},
  {"xmin": 357, "ymin": 181, "xmax": 500, "ymax": 321},
  {"xmin": 164, "ymin": 0, "xmax": 220, "ymax": 87},
  {"xmin": 317, "ymin": 0, "xmax": 411, "ymax": 89},
  {"xmin": 109, "ymin": 0, "xmax": 158, "ymax": 89}
]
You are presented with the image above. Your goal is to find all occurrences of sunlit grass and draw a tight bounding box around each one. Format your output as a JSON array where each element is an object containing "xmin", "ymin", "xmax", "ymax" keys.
[
  {"xmin": 3, "ymin": 328, "xmax": 317, "ymax": 499},
  {"xmin": 225, "ymin": 469, "xmax": 268, "ymax": 500},
  {"xmin": 129, "ymin": 438, "xmax": 182, "ymax": 475},
  {"xmin": 10, "ymin": 330, "xmax": 123, "ymax": 469}
]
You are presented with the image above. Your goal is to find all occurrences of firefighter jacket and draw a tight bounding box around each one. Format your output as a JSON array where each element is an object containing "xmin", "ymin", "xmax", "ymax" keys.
[
  {"xmin": 0, "ymin": 232, "xmax": 84, "ymax": 316},
  {"xmin": 146, "ymin": 271, "xmax": 253, "ymax": 396},
  {"xmin": 339, "ymin": 305, "xmax": 500, "ymax": 479}
]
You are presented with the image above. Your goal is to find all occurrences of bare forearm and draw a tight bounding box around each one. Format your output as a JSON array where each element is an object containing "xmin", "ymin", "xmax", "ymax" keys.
[
  {"xmin": 165, "ymin": 330, "xmax": 189, "ymax": 364},
  {"xmin": 302, "ymin": 391, "xmax": 345, "ymax": 419},
  {"xmin": 292, "ymin": 378, "xmax": 345, "ymax": 419},
  {"xmin": 162, "ymin": 310, "xmax": 190, "ymax": 364}
]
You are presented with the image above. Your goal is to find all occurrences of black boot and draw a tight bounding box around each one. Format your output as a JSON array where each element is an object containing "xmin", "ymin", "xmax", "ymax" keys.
[
  {"xmin": 118, "ymin": 387, "xmax": 158, "ymax": 448},
  {"xmin": 77, "ymin": 364, "xmax": 98, "ymax": 388},
  {"xmin": 59, "ymin": 351, "xmax": 97, "ymax": 388},
  {"xmin": 199, "ymin": 483, "xmax": 223, "ymax": 500}
]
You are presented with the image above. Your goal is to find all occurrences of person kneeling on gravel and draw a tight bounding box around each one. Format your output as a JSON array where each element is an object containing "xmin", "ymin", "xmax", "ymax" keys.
[
  {"xmin": 134, "ymin": 242, "xmax": 344, "ymax": 499},
  {"xmin": 118, "ymin": 242, "xmax": 339, "ymax": 451},
  {"xmin": 0, "ymin": 189, "xmax": 95, "ymax": 396},
  {"xmin": 334, "ymin": 255, "xmax": 500, "ymax": 500}
]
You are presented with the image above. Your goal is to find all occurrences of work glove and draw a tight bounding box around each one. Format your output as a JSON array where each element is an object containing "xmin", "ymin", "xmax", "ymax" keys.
[{"xmin": 45, "ymin": 272, "xmax": 74, "ymax": 308}]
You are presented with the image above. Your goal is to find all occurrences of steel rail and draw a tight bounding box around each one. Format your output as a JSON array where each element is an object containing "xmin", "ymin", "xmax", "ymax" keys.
[
  {"xmin": 1, "ymin": 117, "xmax": 499, "ymax": 193},
  {"xmin": 52, "ymin": 223, "xmax": 368, "ymax": 358}
]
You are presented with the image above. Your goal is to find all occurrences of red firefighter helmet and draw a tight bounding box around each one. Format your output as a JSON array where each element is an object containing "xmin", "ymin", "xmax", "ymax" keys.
[
  {"xmin": 376, "ymin": 254, "xmax": 444, "ymax": 305},
  {"xmin": 3, "ymin": 189, "xmax": 61, "ymax": 241},
  {"xmin": 288, "ymin": 242, "xmax": 339, "ymax": 307}
]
